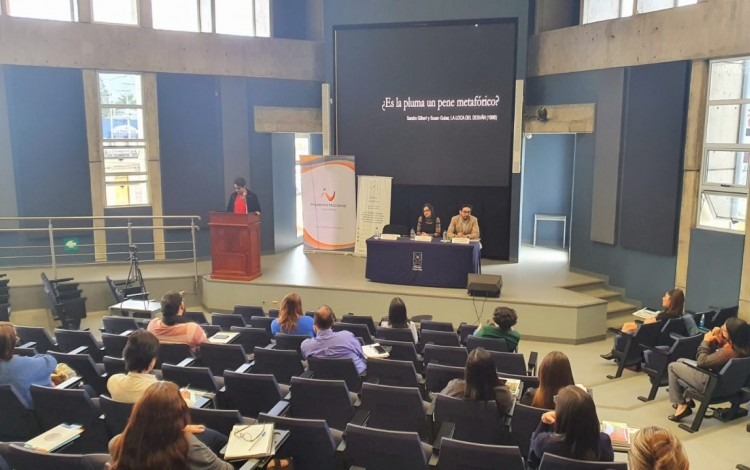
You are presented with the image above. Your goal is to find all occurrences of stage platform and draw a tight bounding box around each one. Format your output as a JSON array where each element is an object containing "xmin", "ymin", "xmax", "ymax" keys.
[{"xmin": 203, "ymin": 245, "xmax": 609, "ymax": 344}]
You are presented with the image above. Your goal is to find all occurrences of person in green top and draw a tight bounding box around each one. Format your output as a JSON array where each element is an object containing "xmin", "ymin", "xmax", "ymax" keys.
[{"xmin": 474, "ymin": 306, "xmax": 521, "ymax": 352}]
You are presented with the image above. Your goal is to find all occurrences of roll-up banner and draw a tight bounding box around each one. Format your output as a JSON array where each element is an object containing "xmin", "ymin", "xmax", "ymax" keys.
[
  {"xmin": 301, "ymin": 155, "xmax": 356, "ymax": 252},
  {"xmin": 354, "ymin": 175, "xmax": 393, "ymax": 257}
]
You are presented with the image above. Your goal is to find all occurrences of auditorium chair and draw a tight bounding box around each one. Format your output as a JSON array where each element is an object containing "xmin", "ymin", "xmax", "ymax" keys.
[
  {"xmin": 12, "ymin": 345, "xmax": 37, "ymax": 357},
  {"xmin": 0, "ymin": 385, "xmax": 42, "ymax": 441},
  {"xmin": 257, "ymin": 413, "xmax": 341, "ymax": 470},
  {"xmin": 210, "ymin": 312, "xmax": 246, "ymax": 331},
  {"xmin": 605, "ymin": 320, "xmax": 663, "ymax": 379},
  {"xmin": 365, "ymin": 357, "xmax": 423, "ymax": 389},
  {"xmin": 377, "ymin": 338, "xmax": 422, "ymax": 371},
  {"xmin": 183, "ymin": 310, "xmax": 209, "ymax": 324},
  {"xmin": 638, "ymin": 332, "xmax": 703, "ymax": 402},
  {"xmin": 103, "ymin": 355, "xmax": 127, "ymax": 376},
  {"xmin": 161, "ymin": 363, "xmax": 221, "ymax": 394},
  {"xmin": 421, "ymin": 330, "xmax": 461, "ymax": 349},
  {"xmin": 189, "ymin": 407, "xmax": 252, "ymax": 437},
  {"xmin": 250, "ymin": 347, "xmax": 304, "ymax": 385},
  {"xmin": 201, "ymin": 324, "xmax": 222, "ymax": 337},
  {"xmin": 510, "ymin": 403, "xmax": 547, "ymax": 459},
  {"xmin": 268, "ymin": 308, "xmax": 280, "ymax": 318},
  {"xmin": 230, "ymin": 326, "xmax": 272, "ymax": 356},
  {"xmin": 382, "ymin": 224, "xmax": 410, "ymax": 236},
  {"xmin": 420, "ymin": 320, "xmax": 454, "ymax": 332},
  {"xmin": 434, "ymin": 394, "xmax": 511, "ymax": 446},
  {"xmin": 156, "ymin": 342, "xmax": 196, "ymax": 368},
  {"xmin": 223, "ymin": 371, "xmax": 287, "ymax": 418},
  {"xmin": 14, "ymin": 326, "xmax": 58, "ymax": 354},
  {"xmin": 458, "ymin": 323, "xmax": 478, "ymax": 345},
  {"xmin": 538, "ymin": 453, "xmax": 627, "ymax": 469},
  {"xmin": 333, "ymin": 322, "xmax": 375, "ymax": 344},
  {"xmin": 307, "ymin": 356, "xmax": 363, "ymax": 392},
  {"xmin": 342, "ymin": 314, "xmax": 377, "ymax": 335},
  {"xmin": 655, "ymin": 317, "xmax": 688, "ymax": 347},
  {"xmin": 466, "ymin": 335, "xmax": 508, "ymax": 353},
  {"xmin": 488, "ymin": 351, "xmax": 534, "ymax": 376},
  {"xmin": 249, "ymin": 315, "xmax": 274, "ymax": 334},
  {"xmin": 360, "ymin": 382, "xmax": 429, "ymax": 436},
  {"xmin": 289, "ymin": 377, "xmax": 360, "ymax": 431},
  {"xmin": 54, "ymin": 329, "xmax": 105, "ymax": 362},
  {"xmin": 233, "ymin": 304, "xmax": 265, "ymax": 324},
  {"xmin": 0, "ymin": 303, "xmax": 9, "ymax": 323},
  {"xmin": 49, "ymin": 351, "xmax": 107, "ymax": 396},
  {"xmin": 424, "ymin": 363, "xmax": 464, "ymax": 393},
  {"xmin": 423, "ymin": 344, "xmax": 468, "ymax": 367},
  {"xmin": 101, "ymin": 315, "xmax": 142, "ymax": 334},
  {"xmin": 101, "ymin": 332, "xmax": 129, "ymax": 358},
  {"xmin": 344, "ymin": 423, "xmax": 432, "ymax": 470},
  {"xmin": 99, "ymin": 395, "xmax": 134, "ymax": 437},
  {"xmin": 0, "ymin": 442, "xmax": 110, "ymax": 470},
  {"xmin": 376, "ymin": 325, "xmax": 416, "ymax": 343},
  {"xmin": 498, "ymin": 372, "xmax": 539, "ymax": 397},
  {"xmin": 705, "ymin": 305, "xmax": 739, "ymax": 330},
  {"xmin": 274, "ymin": 333, "xmax": 309, "ymax": 355},
  {"xmin": 199, "ymin": 343, "xmax": 249, "ymax": 376},
  {"xmin": 438, "ymin": 438, "xmax": 525, "ymax": 470}
]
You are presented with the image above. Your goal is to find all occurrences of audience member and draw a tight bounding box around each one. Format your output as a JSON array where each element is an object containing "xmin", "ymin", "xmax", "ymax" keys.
[
  {"xmin": 107, "ymin": 330, "xmax": 160, "ymax": 403},
  {"xmin": 667, "ymin": 317, "xmax": 750, "ymax": 421},
  {"xmin": 0, "ymin": 322, "xmax": 56, "ymax": 407},
  {"xmin": 379, "ymin": 297, "xmax": 419, "ymax": 343},
  {"xmin": 602, "ymin": 288, "xmax": 684, "ymax": 360},
  {"xmin": 474, "ymin": 306, "xmax": 521, "ymax": 351},
  {"xmin": 529, "ymin": 385, "xmax": 614, "ymax": 467},
  {"xmin": 628, "ymin": 426, "xmax": 689, "ymax": 470},
  {"xmin": 521, "ymin": 351, "xmax": 575, "ymax": 410},
  {"xmin": 109, "ymin": 381, "xmax": 232, "ymax": 470},
  {"xmin": 301, "ymin": 305, "xmax": 367, "ymax": 374},
  {"xmin": 440, "ymin": 347, "xmax": 513, "ymax": 416},
  {"xmin": 271, "ymin": 292, "xmax": 314, "ymax": 337},
  {"xmin": 148, "ymin": 291, "xmax": 207, "ymax": 353}
]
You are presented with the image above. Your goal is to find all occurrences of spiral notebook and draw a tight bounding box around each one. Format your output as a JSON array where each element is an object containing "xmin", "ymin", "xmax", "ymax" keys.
[
  {"xmin": 25, "ymin": 423, "xmax": 83, "ymax": 453},
  {"xmin": 225, "ymin": 423, "xmax": 276, "ymax": 460}
]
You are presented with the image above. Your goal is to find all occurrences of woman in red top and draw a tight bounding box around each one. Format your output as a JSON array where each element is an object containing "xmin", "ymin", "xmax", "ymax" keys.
[{"xmin": 226, "ymin": 177, "xmax": 261, "ymax": 215}]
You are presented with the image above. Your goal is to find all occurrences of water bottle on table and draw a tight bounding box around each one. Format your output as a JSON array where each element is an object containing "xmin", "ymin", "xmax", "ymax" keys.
[{"xmin": 410, "ymin": 228, "xmax": 415, "ymax": 240}]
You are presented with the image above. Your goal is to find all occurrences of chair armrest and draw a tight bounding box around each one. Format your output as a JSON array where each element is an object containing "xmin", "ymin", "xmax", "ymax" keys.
[
  {"xmin": 176, "ymin": 357, "xmax": 196, "ymax": 367},
  {"xmin": 70, "ymin": 345, "xmax": 89, "ymax": 354},
  {"xmin": 350, "ymin": 408, "xmax": 370, "ymax": 427},
  {"xmin": 299, "ymin": 369, "xmax": 315, "ymax": 379},
  {"xmin": 18, "ymin": 341, "xmax": 36, "ymax": 349},
  {"xmin": 364, "ymin": 375, "xmax": 381, "ymax": 384},
  {"xmin": 670, "ymin": 332, "xmax": 689, "ymax": 340},
  {"xmin": 55, "ymin": 376, "xmax": 84, "ymax": 389},
  {"xmin": 527, "ymin": 351, "xmax": 538, "ymax": 376},
  {"xmin": 191, "ymin": 395, "xmax": 213, "ymax": 409},
  {"xmin": 119, "ymin": 330, "xmax": 135, "ymax": 336},
  {"xmin": 266, "ymin": 400, "xmax": 290, "ymax": 417},
  {"xmin": 432, "ymin": 422, "xmax": 455, "ymax": 454},
  {"xmin": 264, "ymin": 343, "xmax": 275, "ymax": 349},
  {"xmin": 682, "ymin": 361, "xmax": 720, "ymax": 379},
  {"xmin": 640, "ymin": 344, "xmax": 670, "ymax": 355},
  {"xmin": 234, "ymin": 363, "xmax": 252, "ymax": 373},
  {"xmin": 607, "ymin": 327, "xmax": 623, "ymax": 335},
  {"xmin": 50, "ymin": 277, "xmax": 75, "ymax": 283}
]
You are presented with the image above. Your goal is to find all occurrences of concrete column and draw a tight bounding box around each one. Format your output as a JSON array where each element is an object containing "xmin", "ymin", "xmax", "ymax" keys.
[
  {"xmin": 77, "ymin": 0, "xmax": 92, "ymax": 23},
  {"xmin": 82, "ymin": 70, "xmax": 108, "ymax": 261},
  {"xmin": 139, "ymin": 0, "xmax": 153, "ymax": 28}
]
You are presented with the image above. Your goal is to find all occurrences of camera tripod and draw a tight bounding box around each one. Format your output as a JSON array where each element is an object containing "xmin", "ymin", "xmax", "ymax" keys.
[{"xmin": 124, "ymin": 245, "xmax": 148, "ymax": 300}]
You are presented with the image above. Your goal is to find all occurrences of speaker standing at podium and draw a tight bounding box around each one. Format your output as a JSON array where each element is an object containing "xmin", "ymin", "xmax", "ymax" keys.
[{"xmin": 226, "ymin": 177, "xmax": 261, "ymax": 215}]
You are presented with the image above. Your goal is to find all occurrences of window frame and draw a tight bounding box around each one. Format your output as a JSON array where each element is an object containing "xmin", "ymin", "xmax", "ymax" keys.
[{"xmin": 91, "ymin": 0, "xmax": 140, "ymax": 26}]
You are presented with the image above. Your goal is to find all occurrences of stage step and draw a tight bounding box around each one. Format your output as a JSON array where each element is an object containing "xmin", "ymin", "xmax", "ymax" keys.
[{"xmin": 563, "ymin": 280, "xmax": 639, "ymax": 330}]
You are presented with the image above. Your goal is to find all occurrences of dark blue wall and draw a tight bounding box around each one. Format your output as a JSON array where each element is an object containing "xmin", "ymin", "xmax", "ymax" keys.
[{"xmin": 521, "ymin": 134, "xmax": 574, "ymax": 246}]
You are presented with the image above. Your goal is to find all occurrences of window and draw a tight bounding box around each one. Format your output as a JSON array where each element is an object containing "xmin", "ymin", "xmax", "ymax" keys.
[
  {"xmin": 215, "ymin": 0, "xmax": 271, "ymax": 37},
  {"xmin": 152, "ymin": 0, "xmax": 200, "ymax": 32},
  {"xmin": 98, "ymin": 73, "xmax": 150, "ymax": 207},
  {"xmin": 698, "ymin": 58, "xmax": 750, "ymax": 232},
  {"xmin": 7, "ymin": 0, "xmax": 77, "ymax": 21},
  {"xmin": 582, "ymin": 0, "xmax": 697, "ymax": 24},
  {"xmin": 92, "ymin": 0, "xmax": 138, "ymax": 25},
  {"xmin": 294, "ymin": 135, "xmax": 310, "ymax": 238}
]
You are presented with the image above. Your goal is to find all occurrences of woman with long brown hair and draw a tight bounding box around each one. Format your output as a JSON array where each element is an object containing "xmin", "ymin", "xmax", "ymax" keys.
[
  {"xmin": 379, "ymin": 297, "xmax": 419, "ymax": 343},
  {"xmin": 109, "ymin": 381, "xmax": 231, "ymax": 470},
  {"xmin": 521, "ymin": 351, "xmax": 575, "ymax": 409},
  {"xmin": 440, "ymin": 347, "xmax": 513, "ymax": 415},
  {"xmin": 270, "ymin": 292, "xmax": 314, "ymax": 337},
  {"xmin": 529, "ymin": 385, "xmax": 614, "ymax": 468}
]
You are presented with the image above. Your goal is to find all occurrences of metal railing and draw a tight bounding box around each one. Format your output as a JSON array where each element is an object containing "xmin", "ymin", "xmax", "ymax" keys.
[{"xmin": 0, "ymin": 215, "xmax": 201, "ymax": 282}]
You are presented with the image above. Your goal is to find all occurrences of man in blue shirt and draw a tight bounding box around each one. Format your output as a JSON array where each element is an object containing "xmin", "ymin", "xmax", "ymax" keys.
[{"xmin": 300, "ymin": 305, "xmax": 367, "ymax": 374}]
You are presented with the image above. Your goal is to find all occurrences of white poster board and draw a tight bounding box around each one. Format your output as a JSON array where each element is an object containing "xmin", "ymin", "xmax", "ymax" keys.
[
  {"xmin": 354, "ymin": 175, "xmax": 393, "ymax": 256},
  {"xmin": 301, "ymin": 155, "xmax": 356, "ymax": 252}
]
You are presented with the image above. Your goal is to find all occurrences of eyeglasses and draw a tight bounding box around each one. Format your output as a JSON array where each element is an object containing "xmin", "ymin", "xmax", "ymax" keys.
[{"xmin": 233, "ymin": 423, "xmax": 269, "ymax": 443}]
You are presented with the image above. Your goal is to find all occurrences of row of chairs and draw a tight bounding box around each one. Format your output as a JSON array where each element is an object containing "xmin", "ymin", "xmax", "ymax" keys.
[
  {"xmin": 40, "ymin": 272, "xmax": 86, "ymax": 330},
  {"xmin": 0, "ymin": 274, "xmax": 9, "ymax": 322}
]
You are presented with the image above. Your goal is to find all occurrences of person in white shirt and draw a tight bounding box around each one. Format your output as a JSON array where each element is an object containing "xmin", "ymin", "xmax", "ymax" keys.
[{"xmin": 107, "ymin": 330, "xmax": 160, "ymax": 403}]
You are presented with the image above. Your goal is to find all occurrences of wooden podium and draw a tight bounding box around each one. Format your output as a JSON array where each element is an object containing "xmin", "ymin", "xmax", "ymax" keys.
[{"xmin": 209, "ymin": 212, "xmax": 261, "ymax": 281}]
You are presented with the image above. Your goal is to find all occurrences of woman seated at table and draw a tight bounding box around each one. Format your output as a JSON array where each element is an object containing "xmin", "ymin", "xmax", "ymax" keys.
[
  {"xmin": 109, "ymin": 381, "xmax": 232, "ymax": 470},
  {"xmin": 529, "ymin": 385, "xmax": 614, "ymax": 468},
  {"xmin": 601, "ymin": 288, "xmax": 684, "ymax": 361},
  {"xmin": 416, "ymin": 203, "xmax": 441, "ymax": 237},
  {"xmin": 380, "ymin": 297, "xmax": 419, "ymax": 343},
  {"xmin": 521, "ymin": 351, "xmax": 575, "ymax": 410},
  {"xmin": 270, "ymin": 292, "xmax": 314, "ymax": 337}
]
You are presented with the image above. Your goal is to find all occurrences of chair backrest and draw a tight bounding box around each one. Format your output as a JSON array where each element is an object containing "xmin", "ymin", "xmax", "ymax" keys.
[
  {"xmin": 233, "ymin": 305, "xmax": 265, "ymax": 324},
  {"xmin": 421, "ymin": 330, "xmax": 461, "ymax": 348},
  {"xmin": 510, "ymin": 403, "xmax": 547, "ymax": 458},
  {"xmin": 249, "ymin": 316, "xmax": 274, "ymax": 334},
  {"xmin": 488, "ymin": 351, "xmax": 527, "ymax": 376},
  {"xmin": 0, "ymin": 442, "xmax": 110, "ymax": 470},
  {"xmin": 425, "ymin": 363, "xmax": 465, "ymax": 393},
  {"xmin": 714, "ymin": 356, "xmax": 750, "ymax": 398},
  {"xmin": 668, "ymin": 332, "xmax": 703, "ymax": 360},
  {"xmin": 0, "ymin": 303, "xmax": 10, "ymax": 322},
  {"xmin": 183, "ymin": 311, "xmax": 209, "ymax": 324},
  {"xmin": 223, "ymin": 371, "xmax": 283, "ymax": 418},
  {"xmin": 423, "ymin": 344, "xmax": 468, "ymax": 367},
  {"xmin": 230, "ymin": 326, "xmax": 272, "ymax": 353},
  {"xmin": 54, "ymin": 329, "xmax": 103, "ymax": 361},
  {"xmin": 376, "ymin": 326, "xmax": 416, "ymax": 343},
  {"xmin": 268, "ymin": 308, "xmax": 280, "ymax": 318},
  {"xmin": 189, "ymin": 407, "xmax": 244, "ymax": 437},
  {"xmin": 632, "ymin": 320, "xmax": 663, "ymax": 349},
  {"xmin": 342, "ymin": 315, "xmax": 377, "ymax": 335},
  {"xmin": 538, "ymin": 453, "xmax": 627, "ymax": 470},
  {"xmin": 307, "ymin": 356, "xmax": 362, "ymax": 392},
  {"xmin": 252, "ymin": 347, "xmax": 304, "ymax": 384},
  {"xmin": 101, "ymin": 332, "xmax": 129, "ymax": 358},
  {"xmin": 210, "ymin": 312, "xmax": 246, "ymax": 331},
  {"xmin": 157, "ymin": 342, "xmax": 196, "ymax": 367},
  {"xmin": 434, "ymin": 394, "xmax": 509, "ymax": 445},
  {"xmin": 49, "ymin": 351, "xmax": 107, "ymax": 396},
  {"xmin": 366, "ymin": 358, "xmax": 421, "ymax": 388},
  {"xmin": 161, "ymin": 363, "xmax": 219, "ymax": 393},
  {"xmin": 656, "ymin": 318, "xmax": 687, "ymax": 346},
  {"xmin": 257, "ymin": 413, "xmax": 338, "ymax": 470},
  {"xmin": 14, "ymin": 326, "xmax": 57, "ymax": 353},
  {"xmin": 274, "ymin": 333, "xmax": 309, "ymax": 354},
  {"xmin": 360, "ymin": 382, "xmax": 426, "ymax": 433},
  {"xmin": 438, "ymin": 438, "xmax": 525, "ymax": 470},
  {"xmin": 199, "ymin": 342, "xmax": 248, "ymax": 376},
  {"xmin": 708, "ymin": 305, "xmax": 739, "ymax": 329},
  {"xmin": 333, "ymin": 323, "xmax": 374, "ymax": 344},
  {"xmin": 103, "ymin": 355, "xmax": 127, "ymax": 376},
  {"xmin": 290, "ymin": 377, "xmax": 354, "ymax": 430},
  {"xmin": 498, "ymin": 372, "xmax": 539, "ymax": 397},
  {"xmin": 377, "ymin": 339, "xmax": 420, "ymax": 368},
  {"xmin": 467, "ymin": 335, "xmax": 508, "ymax": 353},
  {"xmin": 201, "ymin": 324, "xmax": 222, "ymax": 337},
  {"xmin": 344, "ymin": 423, "xmax": 429, "ymax": 469},
  {"xmin": 99, "ymin": 395, "xmax": 134, "ymax": 436},
  {"xmin": 106, "ymin": 275, "xmax": 126, "ymax": 303},
  {"xmin": 12, "ymin": 346, "xmax": 37, "ymax": 357},
  {"xmin": 420, "ymin": 320, "xmax": 455, "ymax": 332},
  {"xmin": 102, "ymin": 316, "xmax": 140, "ymax": 334},
  {"xmin": 0, "ymin": 385, "xmax": 41, "ymax": 441}
]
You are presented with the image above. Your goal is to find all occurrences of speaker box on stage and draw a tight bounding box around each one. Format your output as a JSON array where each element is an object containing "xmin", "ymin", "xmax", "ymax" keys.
[{"xmin": 467, "ymin": 274, "xmax": 502, "ymax": 298}]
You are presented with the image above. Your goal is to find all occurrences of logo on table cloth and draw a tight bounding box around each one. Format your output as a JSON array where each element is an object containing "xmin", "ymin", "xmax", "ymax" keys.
[
  {"xmin": 412, "ymin": 252, "xmax": 423, "ymax": 271},
  {"xmin": 321, "ymin": 188, "xmax": 336, "ymax": 202}
]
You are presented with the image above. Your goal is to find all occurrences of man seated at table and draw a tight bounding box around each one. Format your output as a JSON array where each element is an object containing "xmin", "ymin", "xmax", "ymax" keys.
[
  {"xmin": 147, "ymin": 291, "xmax": 208, "ymax": 353},
  {"xmin": 447, "ymin": 204, "xmax": 480, "ymax": 239},
  {"xmin": 300, "ymin": 305, "xmax": 367, "ymax": 374}
]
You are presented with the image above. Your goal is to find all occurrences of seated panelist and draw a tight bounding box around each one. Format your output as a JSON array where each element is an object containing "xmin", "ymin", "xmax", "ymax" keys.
[
  {"xmin": 446, "ymin": 204, "xmax": 480, "ymax": 239},
  {"xmin": 416, "ymin": 203, "xmax": 441, "ymax": 237}
]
